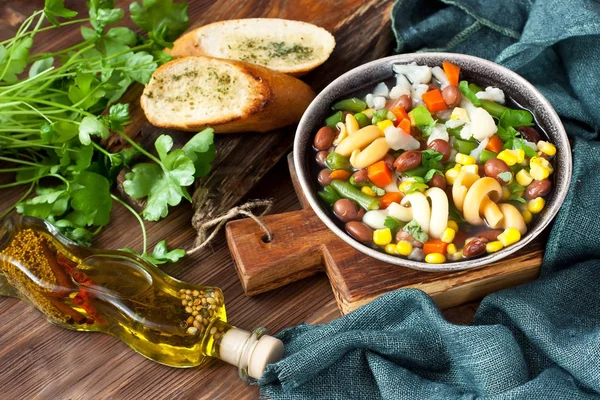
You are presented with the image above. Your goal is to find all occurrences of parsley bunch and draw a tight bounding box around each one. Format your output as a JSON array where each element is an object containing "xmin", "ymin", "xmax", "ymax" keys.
[{"xmin": 0, "ymin": 0, "xmax": 215, "ymax": 265}]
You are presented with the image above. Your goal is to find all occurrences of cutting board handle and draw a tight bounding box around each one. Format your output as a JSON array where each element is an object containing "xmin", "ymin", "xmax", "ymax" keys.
[{"xmin": 226, "ymin": 208, "xmax": 334, "ymax": 295}]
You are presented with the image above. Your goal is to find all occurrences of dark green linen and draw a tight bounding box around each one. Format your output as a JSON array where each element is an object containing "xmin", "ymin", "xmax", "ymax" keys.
[{"xmin": 259, "ymin": 0, "xmax": 600, "ymax": 398}]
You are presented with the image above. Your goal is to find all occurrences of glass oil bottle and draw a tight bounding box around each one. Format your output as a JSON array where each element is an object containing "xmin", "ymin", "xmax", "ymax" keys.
[{"xmin": 0, "ymin": 214, "xmax": 283, "ymax": 380}]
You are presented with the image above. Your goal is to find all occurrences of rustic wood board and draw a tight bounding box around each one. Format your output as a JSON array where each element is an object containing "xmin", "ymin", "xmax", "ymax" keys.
[{"xmin": 227, "ymin": 154, "xmax": 542, "ymax": 314}]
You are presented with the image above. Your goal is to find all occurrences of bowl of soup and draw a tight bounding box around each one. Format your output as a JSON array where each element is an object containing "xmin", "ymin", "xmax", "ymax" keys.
[{"xmin": 294, "ymin": 53, "xmax": 571, "ymax": 271}]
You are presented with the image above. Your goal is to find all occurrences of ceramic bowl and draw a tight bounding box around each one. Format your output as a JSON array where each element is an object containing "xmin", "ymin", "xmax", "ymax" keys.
[{"xmin": 294, "ymin": 53, "xmax": 572, "ymax": 271}]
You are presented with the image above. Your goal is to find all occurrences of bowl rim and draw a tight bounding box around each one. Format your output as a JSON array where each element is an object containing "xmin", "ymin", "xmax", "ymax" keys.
[{"xmin": 293, "ymin": 52, "xmax": 572, "ymax": 272}]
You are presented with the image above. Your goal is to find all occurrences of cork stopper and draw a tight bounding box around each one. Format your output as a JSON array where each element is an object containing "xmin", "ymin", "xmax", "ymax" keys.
[{"xmin": 218, "ymin": 327, "xmax": 284, "ymax": 380}]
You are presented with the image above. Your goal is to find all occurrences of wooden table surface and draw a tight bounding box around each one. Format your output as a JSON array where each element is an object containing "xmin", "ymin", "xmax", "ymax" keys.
[{"xmin": 0, "ymin": 1, "xmax": 477, "ymax": 398}]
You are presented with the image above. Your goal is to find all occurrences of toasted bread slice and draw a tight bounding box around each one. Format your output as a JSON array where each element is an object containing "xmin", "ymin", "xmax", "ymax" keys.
[
  {"xmin": 140, "ymin": 56, "xmax": 316, "ymax": 133},
  {"xmin": 168, "ymin": 18, "xmax": 335, "ymax": 77}
]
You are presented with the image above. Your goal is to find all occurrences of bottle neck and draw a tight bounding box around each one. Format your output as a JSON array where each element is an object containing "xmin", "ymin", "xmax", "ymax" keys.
[{"xmin": 202, "ymin": 319, "xmax": 284, "ymax": 380}]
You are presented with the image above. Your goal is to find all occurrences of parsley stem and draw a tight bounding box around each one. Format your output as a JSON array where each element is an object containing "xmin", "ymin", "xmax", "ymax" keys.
[
  {"xmin": 0, "ymin": 181, "xmax": 35, "ymax": 220},
  {"xmin": 92, "ymin": 142, "xmax": 112, "ymax": 158},
  {"xmin": 0, "ymin": 96, "xmax": 96, "ymax": 117},
  {"xmin": 0, "ymin": 156, "xmax": 45, "ymax": 167},
  {"xmin": 111, "ymin": 194, "xmax": 147, "ymax": 255},
  {"xmin": 0, "ymin": 176, "xmax": 42, "ymax": 189},
  {"xmin": 0, "ymin": 167, "xmax": 37, "ymax": 172},
  {"xmin": 114, "ymin": 130, "xmax": 162, "ymax": 166}
]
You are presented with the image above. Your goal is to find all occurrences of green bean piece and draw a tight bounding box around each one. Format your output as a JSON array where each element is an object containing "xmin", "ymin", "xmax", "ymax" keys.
[
  {"xmin": 332, "ymin": 98, "xmax": 367, "ymax": 113},
  {"xmin": 409, "ymin": 106, "xmax": 434, "ymax": 127},
  {"xmin": 480, "ymin": 100, "xmax": 509, "ymax": 119},
  {"xmin": 349, "ymin": 175, "xmax": 370, "ymax": 187},
  {"xmin": 480, "ymin": 149, "xmax": 498, "ymax": 163},
  {"xmin": 318, "ymin": 185, "xmax": 341, "ymax": 206},
  {"xmin": 468, "ymin": 83, "xmax": 483, "ymax": 93},
  {"xmin": 458, "ymin": 80, "xmax": 481, "ymax": 106},
  {"xmin": 402, "ymin": 165, "xmax": 429, "ymax": 177},
  {"xmin": 353, "ymin": 112, "xmax": 370, "ymax": 128},
  {"xmin": 453, "ymin": 139, "xmax": 478, "ymax": 154},
  {"xmin": 325, "ymin": 111, "xmax": 344, "ymax": 128},
  {"xmin": 325, "ymin": 152, "xmax": 352, "ymax": 171},
  {"xmin": 330, "ymin": 180, "xmax": 381, "ymax": 210}
]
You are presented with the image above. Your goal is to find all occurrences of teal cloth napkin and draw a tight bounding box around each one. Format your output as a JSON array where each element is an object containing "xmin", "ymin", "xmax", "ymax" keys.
[{"xmin": 259, "ymin": 0, "xmax": 600, "ymax": 398}]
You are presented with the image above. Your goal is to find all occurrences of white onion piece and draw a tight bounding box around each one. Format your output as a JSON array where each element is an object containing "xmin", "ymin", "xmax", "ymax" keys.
[
  {"xmin": 365, "ymin": 93, "xmax": 374, "ymax": 108},
  {"xmin": 401, "ymin": 192, "xmax": 430, "ymax": 235},
  {"xmin": 446, "ymin": 119, "xmax": 465, "ymax": 129},
  {"xmin": 372, "ymin": 82, "xmax": 389, "ymax": 98},
  {"xmin": 408, "ymin": 248, "xmax": 424, "ymax": 261},
  {"xmin": 425, "ymin": 187, "xmax": 449, "ymax": 240},
  {"xmin": 362, "ymin": 210, "xmax": 388, "ymax": 230},
  {"xmin": 470, "ymin": 137, "xmax": 489, "ymax": 161},
  {"xmin": 427, "ymin": 124, "xmax": 450, "ymax": 145},
  {"xmin": 384, "ymin": 174, "xmax": 399, "ymax": 193},
  {"xmin": 475, "ymin": 87, "xmax": 505, "ymax": 104},
  {"xmin": 469, "ymin": 107, "xmax": 497, "ymax": 141},
  {"xmin": 393, "ymin": 63, "xmax": 432, "ymax": 84},
  {"xmin": 373, "ymin": 96, "xmax": 387, "ymax": 110},
  {"xmin": 431, "ymin": 66, "xmax": 450, "ymax": 89},
  {"xmin": 384, "ymin": 126, "xmax": 421, "ymax": 151},
  {"xmin": 389, "ymin": 85, "xmax": 411, "ymax": 99},
  {"xmin": 412, "ymin": 83, "xmax": 429, "ymax": 107},
  {"xmin": 387, "ymin": 202, "xmax": 413, "ymax": 222}
]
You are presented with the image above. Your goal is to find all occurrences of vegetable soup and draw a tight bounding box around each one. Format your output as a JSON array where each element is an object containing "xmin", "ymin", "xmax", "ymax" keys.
[{"xmin": 312, "ymin": 61, "xmax": 556, "ymax": 264}]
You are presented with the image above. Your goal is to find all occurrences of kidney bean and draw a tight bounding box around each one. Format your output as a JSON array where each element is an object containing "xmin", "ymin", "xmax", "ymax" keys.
[
  {"xmin": 346, "ymin": 221, "xmax": 373, "ymax": 243},
  {"xmin": 394, "ymin": 151, "xmax": 422, "ymax": 172},
  {"xmin": 463, "ymin": 237, "xmax": 489, "ymax": 258},
  {"xmin": 517, "ymin": 126, "xmax": 541, "ymax": 143},
  {"xmin": 333, "ymin": 199, "xmax": 365, "ymax": 223},
  {"xmin": 352, "ymin": 169, "xmax": 369, "ymax": 184},
  {"xmin": 428, "ymin": 174, "xmax": 447, "ymax": 190},
  {"xmin": 382, "ymin": 153, "xmax": 396, "ymax": 171},
  {"xmin": 398, "ymin": 94, "xmax": 413, "ymax": 112},
  {"xmin": 315, "ymin": 151, "xmax": 329, "ymax": 167},
  {"xmin": 475, "ymin": 229, "xmax": 504, "ymax": 242},
  {"xmin": 442, "ymin": 85, "xmax": 462, "ymax": 108},
  {"xmin": 318, "ymin": 169, "xmax": 332, "ymax": 186},
  {"xmin": 427, "ymin": 139, "xmax": 451, "ymax": 162},
  {"xmin": 427, "ymin": 83, "xmax": 439, "ymax": 92},
  {"xmin": 418, "ymin": 138, "xmax": 428, "ymax": 150},
  {"xmin": 313, "ymin": 126, "xmax": 335, "ymax": 151},
  {"xmin": 484, "ymin": 158, "xmax": 511, "ymax": 185},
  {"xmin": 453, "ymin": 231, "xmax": 468, "ymax": 248},
  {"xmin": 524, "ymin": 179, "xmax": 552, "ymax": 200},
  {"xmin": 396, "ymin": 230, "xmax": 424, "ymax": 248}
]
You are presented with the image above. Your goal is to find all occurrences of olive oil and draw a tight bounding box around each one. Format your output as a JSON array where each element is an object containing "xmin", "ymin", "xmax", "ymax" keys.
[{"xmin": 0, "ymin": 215, "xmax": 283, "ymax": 379}]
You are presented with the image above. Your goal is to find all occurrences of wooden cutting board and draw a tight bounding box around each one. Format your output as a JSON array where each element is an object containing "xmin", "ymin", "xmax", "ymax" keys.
[{"xmin": 226, "ymin": 154, "xmax": 542, "ymax": 314}]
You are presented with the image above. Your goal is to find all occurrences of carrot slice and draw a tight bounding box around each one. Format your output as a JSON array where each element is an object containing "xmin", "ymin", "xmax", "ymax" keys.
[
  {"xmin": 329, "ymin": 169, "xmax": 351, "ymax": 181},
  {"xmin": 423, "ymin": 239, "xmax": 448, "ymax": 255},
  {"xmin": 390, "ymin": 106, "xmax": 409, "ymax": 123},
  {"xmin": 367, "ymin": 160, "xmax": 393, "ymax": 187},
  {"xmin": 443, "ymin": 61, "xmax": 461, "ymax": 86},
  {"xmin": 422, "ymin": 89, "xmax": 448, "ymax": 113},
  {"xmin": 380, "ymin": 192, "xmax": 403, "ymax": 209},
  {"xmin": 486, "ymin": 134, "xmax": 504, "ymax": 154},
  {"xmin": 398, "ymin": 118, "xmax": 411, "ymax": 134}
]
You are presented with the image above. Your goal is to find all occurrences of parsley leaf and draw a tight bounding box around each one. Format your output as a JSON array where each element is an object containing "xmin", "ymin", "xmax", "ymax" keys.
[
  {"xmin": 402, "ymin": 220, "xmax": 428, "ymax": 243},
  {"xmin": 44, "ymin": 0, "xmax": 78, "ymax": 26},
  {"xmin": 499, "ymin": 109, "xmax": 534, "ymax": 129},
  {"xmin": 130, "ymin": 0, "xmax": 190, "ymax": 49},
  {"xmin": 384, "ymin": 216, "xmax": 404, "ymax": 237},
  {"xmin": 123, "ymin": 240, "xmax": 186, "ymax": 265},
  {"xmin": 88, "ymin": 0, "xmax": 124, "ymax": 33},
  {"xmin": 182, "ymin": 128, "xmax": 215, "ymax": 177},
  {"xmin": 67, "ymin": 171, "xmax": 112, "ymax": 227},
  {"xmin": 421, "ymin": 149, "xmax": 443, "ymax": 170},
  {"xmin": 29, "ymin": 57, "xmax": 54, "ymax": 78},
  {"xmin": 107, "ymin": 103, "xmax": 130, "ymax": 132},
  {"xmin": 403, "ymin": 182, "xmax": 428, "ymax": 194},
  {"xmin": 497, "ymin": 171, "xmax": 513, "ymax": 184},
  {"xmin": 509, "ymin": 137, "xmax": 537, "ymax": 158},
  {"xmin": 125, "ymin": 51, "xmax": 157, "ymax": 84},
  {"xmin": 17, "ymin": 186, "xmax": 70, "ymax": 219},
  {"xmin": 371, "ymin": 186, "xmax": 386, "ymax": 196},
  {"xmin": 0, "ymin": 37, "xmax": 33, "ymax": 83},
  {"xmin": 497, "ymin": 125, "xmax": 519, "ymax": 143},
  {"xmin": 79, "ymin": 116, "xmax": 109, "ymax": 145}
]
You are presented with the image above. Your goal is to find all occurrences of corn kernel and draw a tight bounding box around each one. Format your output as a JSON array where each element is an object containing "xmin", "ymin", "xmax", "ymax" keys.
[
  {"xmin": 441, "ymin": 228, "xmax": 456, "ymax": 244},
  {"xmin": 445, "ymin": 165, "xmax": 462, "ymax": 185},
  {"xmin": 502, "ymin": 186, "xmax": 511, "ymax": 201},
  {"xmin": 527, "ymin": 197, "xmax": 545, "ymax": 214},
  {"xmin": 373, "ymin": 228, "xmax": 392, "ymax": 246},
  {"xmin": 455, "ymin": 153, "xmax": 476, "ymax": 165},
  {"xmin": 530, "ymin": 157, "xmax": 554, "ymax": 180},
  {"xmin": 497, "ymin": 150, "xmax": 518, "ymax": 166},
  {"xmin": 514, "ymin": 149, "xmax": 525, "ymax": 164},
  {"xmin": 450, "ymin": 107, "xmax": 470, "ymax": 123},
  {"xmin": 486, "ymin": 240, "xmax": 504, "ymax": 253},
  {"xmin": 384, "ymin": 243, "xmax": 397, "ymax": 255},
  {"xmin": 425, "ymin": 253, "xmax": 446, "ymax": 264},
  {"xmin": 516, "ymin": 169, "xmax": 533, "ymax": 186},
  {"xmin": 395, "ymin": 240, "xmax": 413, "ymax": 256},
  {"xmin": 448, "ymin": 250, "xmax": 463, "ymax": 261},
  {"xmin": 462, "ymin": 164, "xmax": 479, "ymax": 175},
  {"xmin": 498, "ymin": 228, "xmax": 521, "ymax": 247},
  {"xmin": 362, "ymin": 186, "xmax": 376, "ymax": 197},
  {"xmin": 377, "ymin": 119, "xmax": 394, "ymax": 132},
  {"xmin": 447, "ymin": 243, "xmax": 457, "ymax": 255},
  {"xmin": 537, "ymin": 141, "xmax": 556, "ymax": 156},
  {"xmin": 521, "ymin": 209, "xmax": 533, "ymax": 224},
  {"xmin": 447, "ymin": 220, "xmax": 459, "ymax": 232}
]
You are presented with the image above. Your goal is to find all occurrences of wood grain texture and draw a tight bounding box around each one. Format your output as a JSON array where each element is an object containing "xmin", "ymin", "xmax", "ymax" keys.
[
  {"xmin": 0, "ymin": 1, "xmax": 505, "ymax": 399},
  {"xmin": 227, "ymin": 154, "xmax": 542, "ymax": 313}
]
